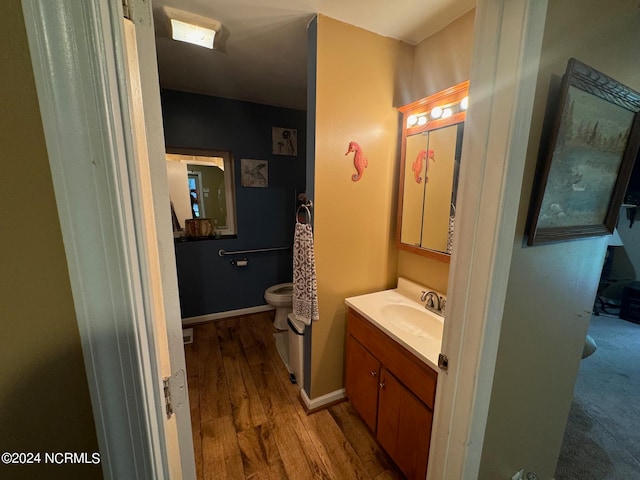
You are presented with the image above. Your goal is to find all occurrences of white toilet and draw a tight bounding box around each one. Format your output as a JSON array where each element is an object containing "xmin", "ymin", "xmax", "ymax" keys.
[{"xmin": 264, "ymin": 282, "xmax": 293, "ymax": 330}]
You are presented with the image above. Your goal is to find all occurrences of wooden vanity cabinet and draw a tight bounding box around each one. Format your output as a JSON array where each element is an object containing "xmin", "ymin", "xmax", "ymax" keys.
[
  {"xmin": 345, "ymin": 332, "xmax": 381, "ymax": 431},
  {"xmin": 377, "ymin": 368, "xmax": 432, "ymax": 479},
  {"xmin": 345, "ymin": 308, "xmax": 437, "ymax": 480}
]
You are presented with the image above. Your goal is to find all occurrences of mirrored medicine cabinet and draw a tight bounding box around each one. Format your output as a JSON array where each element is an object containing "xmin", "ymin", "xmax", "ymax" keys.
[{"xmin": 396, "ymin": 81, "xmax": 469, "ymax": 262}]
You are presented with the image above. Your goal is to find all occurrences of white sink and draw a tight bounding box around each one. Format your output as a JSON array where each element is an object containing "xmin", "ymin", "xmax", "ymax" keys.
[
  {"xmin": 345, "ymin": 278, "xmax": 445, "ymax": 370},
  {"xmin": 381, "ymin": 304, "xmax": 443, "ymax": 340}
]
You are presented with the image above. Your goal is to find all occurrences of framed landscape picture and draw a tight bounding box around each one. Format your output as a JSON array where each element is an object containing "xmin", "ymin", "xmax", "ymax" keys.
[{"xmin": 527, "ymin": 58, "xmax": 640, "ymax": 245}]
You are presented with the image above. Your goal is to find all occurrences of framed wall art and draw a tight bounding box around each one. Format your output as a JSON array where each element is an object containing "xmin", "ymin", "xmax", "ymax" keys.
[
  {"xmin": 527, "ymin": 58, "xmax": 640, "ymax": 245},
  {"xmin": 272, "ymin": 127, "xmax": 297, "ymax": 156},
  {"xmin": 241, "ymin": 159, "xmax": 268, "ymax": 187}
]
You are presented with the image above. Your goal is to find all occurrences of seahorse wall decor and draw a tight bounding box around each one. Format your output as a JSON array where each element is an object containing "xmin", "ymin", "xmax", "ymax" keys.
[
  {"xmin": 413, "ymin": 149, "xmax": 435, "ymax": 183},
  {"xmin": 345, "ymin": 141, "xmax": 368, "ymax": 182},
  {"xmin": 412, "ymin": 150, "xmax": 426, "ymax": 183}
]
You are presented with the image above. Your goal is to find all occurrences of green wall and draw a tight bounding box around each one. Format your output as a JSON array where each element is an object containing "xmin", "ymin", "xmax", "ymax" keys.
[{"xmin": 0, "ymin": 2, "xmax": 101, "ymax": 479}]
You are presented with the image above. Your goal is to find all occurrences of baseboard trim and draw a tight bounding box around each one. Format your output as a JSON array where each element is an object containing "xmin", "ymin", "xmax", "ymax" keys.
[
  {"xmin": 300, "ymin": 388, "xmax": 346, "ymax": 413},
  {"xmin": 181, "ymin": 305, "xmax": 275, "ymax": 326}
]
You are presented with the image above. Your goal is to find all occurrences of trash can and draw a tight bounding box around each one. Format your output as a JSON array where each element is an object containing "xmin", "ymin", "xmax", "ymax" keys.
[{"xmin": 287, "ymin": 314, "xmax": 305, "ymax": 387}]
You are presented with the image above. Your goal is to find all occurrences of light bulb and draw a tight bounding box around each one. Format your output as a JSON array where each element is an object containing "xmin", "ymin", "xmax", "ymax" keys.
[
  {"xmin": 442, "ymin": 108, "xmax": 453, "ymax": 118},
  {"xmin": 417, "ymin": 116, "xmax": 427, "ymax": 126},
  {"xmin": 461, "ymin": 96, "xmax": 469, "ymax": 110},
  {"xmin": 407, "ymin": 115, "xmax": 418, "ymax": 127},
  {"xmin": 431, "ymin": 107, "xmax": 443, "ymax": 119}
]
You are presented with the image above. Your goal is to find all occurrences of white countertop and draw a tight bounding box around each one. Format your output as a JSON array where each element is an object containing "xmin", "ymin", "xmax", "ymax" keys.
[{"xmin": 345, "ymin": 278, "xmax": 444, "ymax": 371}]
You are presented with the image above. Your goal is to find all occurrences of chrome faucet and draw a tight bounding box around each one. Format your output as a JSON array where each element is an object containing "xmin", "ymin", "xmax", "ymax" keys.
[{"xmin": 420, "ymin": 290, "xmax": 441, "ymax": 314}]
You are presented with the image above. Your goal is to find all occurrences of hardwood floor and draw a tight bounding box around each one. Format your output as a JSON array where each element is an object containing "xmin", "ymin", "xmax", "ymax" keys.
[{"xmin": 184, "ymin": 311, "xmax": 404, "ymax": 479}]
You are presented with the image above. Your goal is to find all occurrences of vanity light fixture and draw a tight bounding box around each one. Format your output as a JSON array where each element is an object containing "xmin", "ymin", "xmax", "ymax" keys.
[
  {"xmin": 407, "ymin": 113, "xmax": 429, "ymax": 128},
  {"xmin": 409, "ymin": 97, "xmax": 467, "ymax": 127}
]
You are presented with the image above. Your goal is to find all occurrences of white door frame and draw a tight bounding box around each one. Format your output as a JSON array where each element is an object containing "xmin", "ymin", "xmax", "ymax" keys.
[
  {"xmin": 21, "ymin": 0, "xmax": 549, "ymax": 478},
  {"xmin": 22, "ymin": 0, "xmax": 194, "ymax": 478},
  {"xmin": 428, "ymin": 1, "xmax": 548, "ymax": 478}
]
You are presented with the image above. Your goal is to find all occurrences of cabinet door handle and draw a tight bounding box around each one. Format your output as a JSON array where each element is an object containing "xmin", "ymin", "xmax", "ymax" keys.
[
  {"xmin": 370, "ymin": 370, "xmax": 377, "ymax": 377},
  {"xmin": 379, "ymin": 382, "xmax": 385, "ymax": 390}
]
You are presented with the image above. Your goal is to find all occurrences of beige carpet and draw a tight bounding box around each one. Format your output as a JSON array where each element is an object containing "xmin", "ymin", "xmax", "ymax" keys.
[{"xmin": 555, "ymin": 314, "xmax": 640, "ymax": 479}]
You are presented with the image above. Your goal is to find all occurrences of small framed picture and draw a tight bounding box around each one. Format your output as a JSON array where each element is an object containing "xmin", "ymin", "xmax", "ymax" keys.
[
  {"xmin": 241, "ymin": 159, "xmax": 268, "ymax": 187},
  {"xmin": 272, "ymin": 127, "xmax": 297, "ymax": 156}
]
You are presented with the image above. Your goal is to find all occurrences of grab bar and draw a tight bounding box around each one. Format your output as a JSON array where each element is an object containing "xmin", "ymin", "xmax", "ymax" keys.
[{"xmin": 218, "ymin": 245, "xmax": 290, "ymax": 256}]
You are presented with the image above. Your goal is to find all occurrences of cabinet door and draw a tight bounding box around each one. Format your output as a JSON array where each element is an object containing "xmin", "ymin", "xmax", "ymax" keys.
[
  {"xmin": 377, "ymin": 368, "xmax": 432, "ymax": 480},
  {"xmin": 345, "ymin": 334, "xmax": 381, "ymax": 432}
]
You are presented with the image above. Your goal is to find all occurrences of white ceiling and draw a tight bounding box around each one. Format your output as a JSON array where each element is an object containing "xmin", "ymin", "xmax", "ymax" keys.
[{"xmin": 152, "ymin": 0, "xmax": 475, "ymax": 110}]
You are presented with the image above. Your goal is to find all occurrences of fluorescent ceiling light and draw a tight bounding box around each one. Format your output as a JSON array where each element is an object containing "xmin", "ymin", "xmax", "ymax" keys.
[{"xmin": 170, "ymin": 19, "xmax": 216, "ymax": 49}]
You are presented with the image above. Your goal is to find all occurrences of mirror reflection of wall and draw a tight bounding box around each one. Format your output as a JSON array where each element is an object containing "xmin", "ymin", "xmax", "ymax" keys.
[
  {"xmin": 188, "ymin": 171, "xmax": 205, "ymax": 218},
  {"xmin": 401, "ymin": 133, "xmax": 428, "ymax": 246},
  {"xmin": 422, "ymin": 124, "xmax": 461, "ymax": 252},
  {"xmin": 166, "ymin": 150, "xmax": 237, "ymax": 235}
]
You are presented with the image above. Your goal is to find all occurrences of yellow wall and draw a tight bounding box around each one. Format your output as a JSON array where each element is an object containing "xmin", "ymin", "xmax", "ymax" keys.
[
  {"xmin": 412, "ymin": 10, "xmax": 476, "ymax": 102},
  {"xmin": 479, "ymin": 1, "xmax": 640, "ymax": 478},
  {"xmin": 0, "ymin": 2, "xmax": 101, "ymax": 479},
  {"xmin": 397, "ymin": 9, "xmax": 475, "ymax": 292},
  {"xmin": 311, "ymin": 16, "xmax": 413, "ymax": 397},
  {"xmin": 310, "ymin": 12, "xmax": 475, "ymax": 397}
]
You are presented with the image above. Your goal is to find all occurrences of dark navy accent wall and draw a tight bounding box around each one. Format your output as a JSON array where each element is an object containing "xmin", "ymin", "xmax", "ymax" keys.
[
  {"xmin": 303, "ymin": 16, "xmax": 317, "ymax": 396},
  {"xmin": 162, "ymin": 90, "xmax": 306, "ymax": 318}
]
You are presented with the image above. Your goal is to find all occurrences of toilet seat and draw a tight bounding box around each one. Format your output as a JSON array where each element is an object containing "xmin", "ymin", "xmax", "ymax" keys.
[
  {"xmin": 266, "ymin": 283, "xmax": 293, "ymax": 297},
  {"xmin": 264, "ymin": 282, "xmax": 294, "ymax": 330},
  {"xmin": 264, "ymin": 283, "xmax": 293, "ymax": 305}
]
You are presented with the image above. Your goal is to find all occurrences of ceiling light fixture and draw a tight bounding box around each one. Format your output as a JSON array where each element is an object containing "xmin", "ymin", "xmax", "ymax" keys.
[
  {"xmin": 170, "ymin": 19, "xmax": 216, "ymax": 49},
  {"xmin": 164, "ymin": 7, "xmax": 222, "ymax": 50}
]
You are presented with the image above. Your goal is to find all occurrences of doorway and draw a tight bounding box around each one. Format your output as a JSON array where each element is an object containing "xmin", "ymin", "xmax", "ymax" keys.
[
  {"xmin": 558, "ymin": 203, "xmax": 640, "ymax": 478},
  {"xmin": 556, "ymin": 312, "xmax": 640, "ymax": 478},
  {"xmin": 22, "ymin": 0, "xmax": 553, "ymax": 478}
]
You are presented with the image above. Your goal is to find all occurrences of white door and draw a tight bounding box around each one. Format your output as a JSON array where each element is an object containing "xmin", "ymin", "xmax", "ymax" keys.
[
  {"xmin": 22, "ymin": 1, "xmax": 195, "ymax": 478},
  {"xmin": 427, "ymin": 2, "xmax": 548, "ymax": 479},
  {"xmin": 122, "ymin": 17, "xmax": 196, "ymax": 479}
]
